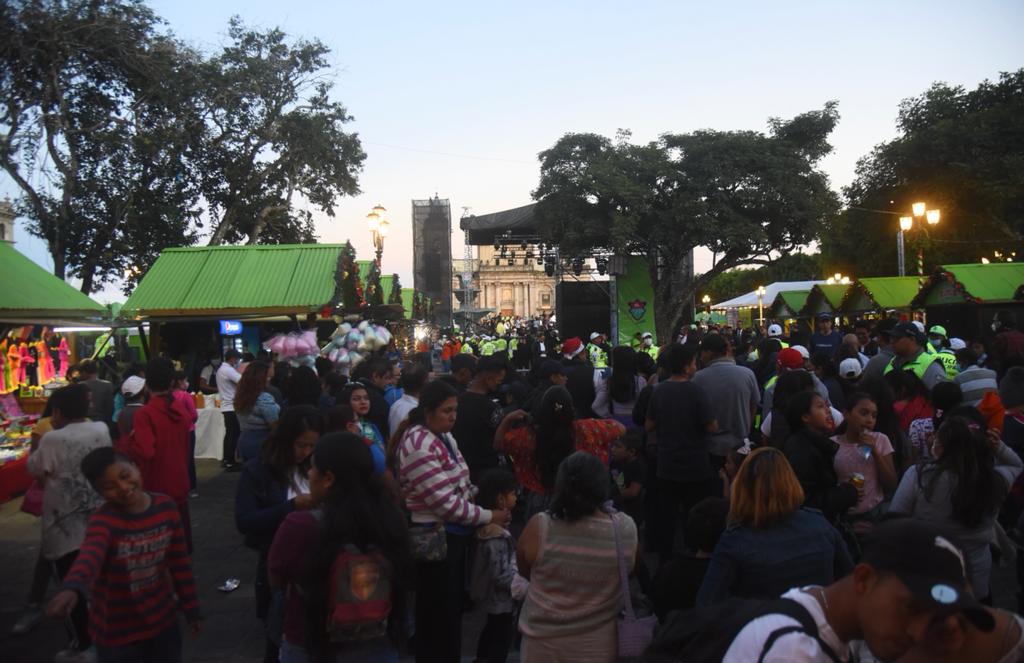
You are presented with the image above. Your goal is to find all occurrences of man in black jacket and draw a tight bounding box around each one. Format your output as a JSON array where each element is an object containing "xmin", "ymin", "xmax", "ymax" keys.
[{"xmin": 560, "ymin": 337, "xmax": 597, "ymax": 419}]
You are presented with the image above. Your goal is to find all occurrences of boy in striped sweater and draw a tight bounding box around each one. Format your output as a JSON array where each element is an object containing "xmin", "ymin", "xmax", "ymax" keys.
[{"xmin": 47, "ymin": 447, "xmax": 201, "ymax": 663}]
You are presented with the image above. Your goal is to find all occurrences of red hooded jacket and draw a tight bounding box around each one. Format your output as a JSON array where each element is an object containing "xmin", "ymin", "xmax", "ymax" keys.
[{"xmin": 123, "ymin": 394, "xmax": 191, "ymax": 502}]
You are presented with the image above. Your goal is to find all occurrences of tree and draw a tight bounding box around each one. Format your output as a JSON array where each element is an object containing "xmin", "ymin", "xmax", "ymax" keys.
[
  {"xmin": 0, "ymin": 0, "xmax": 203, "ymax": 292},
  {"xmin": 821, "ymin": 70, "xmax": 1024, "ymax": 277},
  {"xmin": 534, "ymin": 106, "xmax": 840, "ymax": 340},
  {"xmin": 202, "ymin": 18, "xmax": 365, "ymax": 246},
  {"xmin": 365, "ymin": 260, "xmax": 384, "ymax": 306},
  {"xmin": 338, "ymin": 242, "xmax": 363, "ymax": 309},
  {"xmin": 387, "ymin": 273, "xmax": 403, "ymax": 305}
]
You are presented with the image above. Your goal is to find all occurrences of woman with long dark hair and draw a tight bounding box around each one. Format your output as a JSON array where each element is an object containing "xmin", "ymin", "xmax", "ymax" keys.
[
  {"xmin": 395, "ymin": 380, "xmax": 511, "ymax": 663},
  {"xmin": 496, "ymin": 385, "xmax": 625, "ymax": 517},
  {"xmin": 890, "ymin": 411, "xmax": 1022, "ymax": 599},
  {"xmin": 235, "ymin": 405, "xmax": 322, "ymax": 662},
  {"xmin": 236, "ymin": 361, "xmax": 280, "ymax": 462},
  {"xmin": 592, "ymin": 346, "xmax": 646, "ymax": 428},
  {"xmin": 285, "ymin": 365, "xmax": 323, "ymax": 408},
  {"xmin": 517, "ymin": 451, "xmax": 637, "ymax": 661},
  {"xmin": 268, "ymin": 432, "xmax": 412, "ymax": 662}
]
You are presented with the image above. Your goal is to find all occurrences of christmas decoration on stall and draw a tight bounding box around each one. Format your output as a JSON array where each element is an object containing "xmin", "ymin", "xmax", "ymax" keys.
[
  {"xmin": 321, "ymin": 321, "xmax": 393, "ymax": 373},
  {"xmin": 388, "ymin": 274, "xmax": 403, "ymax": 306},
  {"xmin": 339, "ymin": 241, "xmax": 366, "ymax": 309},
  {"xmin": 366, "ymin": 260, "xmax": 385, "ymax": 306}
]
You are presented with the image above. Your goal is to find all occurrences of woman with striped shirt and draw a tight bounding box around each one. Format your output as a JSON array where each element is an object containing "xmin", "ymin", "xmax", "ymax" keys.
[
  {"xmin": 395, "ymin": 380, "xmax": 511, "ymax": 663},
  {"xmin": 517, "ymin": 451, "xmax": 638, "ymax": 662}
]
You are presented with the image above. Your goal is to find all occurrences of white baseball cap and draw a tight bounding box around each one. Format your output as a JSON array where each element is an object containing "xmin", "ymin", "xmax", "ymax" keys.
[
  {"xmin": 839, "ymin": 358, "xmax": 863, "ymax": 380},
  {"xmin": 949, "ymin": 337, "xmax": 967, "ymax": 350},
  {"xmin": 911, "ymin": 320, "xmax": 926, "ymax": 333},
  {"xmin": 590, "ymin": 332, "xmax": 602, "ymax": 341},
  {"xmin": 791, "ymin": 345, "xmax": 810, "ymax": 360},
  {"xmin": 121, "ymin": 375, "xmax": 146, "ymax": 397},
  {"xmin": 767, "ymin": 324, "xmax": 783, "ymax": 337}
]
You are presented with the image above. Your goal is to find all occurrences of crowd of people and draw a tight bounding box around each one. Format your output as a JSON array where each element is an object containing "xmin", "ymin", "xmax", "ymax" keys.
[{"xmin": 13, "ymin": 307, "xmax": 1024, "ymax": 663}]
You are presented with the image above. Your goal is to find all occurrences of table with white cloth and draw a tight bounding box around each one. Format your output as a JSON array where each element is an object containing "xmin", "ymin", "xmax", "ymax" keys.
[{"xmin": 194, "ymin": 406, "xmax": 225, "ymax": 459}]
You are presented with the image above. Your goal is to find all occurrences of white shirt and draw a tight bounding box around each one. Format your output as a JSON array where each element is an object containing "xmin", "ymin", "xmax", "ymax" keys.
[
  {"xmin": 388, "ymin": 393, "xmax": 420, "ymax": 437},
  {"xmin": 724, "ymin": 587, "xmax": 849, "ymax": 662},
  {"xmin": 216, "ymin": 362, "xmax": 242, "ymax": 411},
  {"xmin": 200, "ymin": 364, "xmax": 215, "ymax": 384},
  {"xmin": 286, "ymin": 468, "xmax": 310, "ymax": 500}
]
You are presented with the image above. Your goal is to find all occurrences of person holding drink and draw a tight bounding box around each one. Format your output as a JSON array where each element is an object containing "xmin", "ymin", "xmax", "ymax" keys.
[{"xmin": 831, "ymin": 392, "xmax": 898, "ymax": 534}]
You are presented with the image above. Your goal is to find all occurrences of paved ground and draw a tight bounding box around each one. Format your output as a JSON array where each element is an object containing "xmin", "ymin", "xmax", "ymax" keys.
[
  {"xmin": 1, "ymin": 459, "xmax": 1017, "ymax": 661},
  {"xmin": 0, "ymin": 460, "xmax": 497, "ymax": 662}
]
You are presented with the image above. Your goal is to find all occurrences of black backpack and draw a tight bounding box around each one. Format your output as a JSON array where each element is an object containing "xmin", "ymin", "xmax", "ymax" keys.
[{"xmin": 643, "ymin": 597, "xmax": 841, "ymax": 663}]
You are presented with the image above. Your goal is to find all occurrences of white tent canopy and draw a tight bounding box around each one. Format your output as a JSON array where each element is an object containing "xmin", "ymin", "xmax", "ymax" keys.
[{"xmin": 711, "ymin": 281, "xmax": 825, "ymax": 310}]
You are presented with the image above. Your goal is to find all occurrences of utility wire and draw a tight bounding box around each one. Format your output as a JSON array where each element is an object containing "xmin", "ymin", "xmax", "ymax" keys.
[{"xmin": 363, "ymin": 141, "xmax": 534, "ymax": 165}]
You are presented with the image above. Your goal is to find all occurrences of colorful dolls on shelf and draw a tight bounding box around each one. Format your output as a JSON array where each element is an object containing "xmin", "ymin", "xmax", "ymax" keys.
[
  {"xmin": 0, "ymin": 340, "xmax": 10, "ymax": 394},
  {"xmin": 35, "ymin": 340, "xmax": 55, "ymax": 384},
  {"xmin": 57, "ymin": 336, "xmax": 70, "ymax": 379},
  {"xmin": 18, "ymin": 343, "xmax": 35, "ymax": 386},
  {"xmin": 7, "ymin": 342, "xmax": 22, "ymax": 390}
]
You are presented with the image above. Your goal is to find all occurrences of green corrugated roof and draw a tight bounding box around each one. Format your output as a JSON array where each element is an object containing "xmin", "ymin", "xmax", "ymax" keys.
[
  {"xmin": 775, "ymin": 290, "xmax": 810, "ymax": 312},
  {"xmin": 943, "ymin": 263, "xmax": 1024, "ymax": 302},
  {"xmin": 816, "ymin": 284, "xmax": 849, "ymax": 308},
  {"xmin": 122, "ymin": 244, "xmax": 344, "ymax": 318},
  {"xmin": 800, "ymin": 283, "xmax": 850, "ymax": 315},
  {"xmin": 0, "ymin": 242, "xmax": 106, "ymax": 320},
  {"xmin": 401, "ymin": 288, "xmax": 414, "ymax": 319},
  {"xmin": 844, "ymin": 277, "xmax": 921, "ymax": 310}
]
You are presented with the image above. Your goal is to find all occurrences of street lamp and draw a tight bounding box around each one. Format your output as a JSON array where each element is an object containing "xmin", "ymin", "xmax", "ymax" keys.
[
  {"xmin": 702, "ymin": 294, "xmax": 711, "ymax": 313},
  {"xmin": 826, "ymin": 273, "xmax": 851, "ymax": 285},
  {"xmin": 896, "ymin": 202, "xmax": 940, "ymax": 277},
  {"xmin": 367, "ymin": 204, "xmax": 390, "ymax": 267},
  {"xmin": 756, "ymin": 285, "xmax": 766, "ymax": 328}
]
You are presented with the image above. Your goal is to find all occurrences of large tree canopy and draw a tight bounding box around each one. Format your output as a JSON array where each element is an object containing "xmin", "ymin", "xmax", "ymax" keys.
[
  {"xmin": 821, "ymin": 70, "xmax": 1024, "ymax": 277},
  {"xmin": 533, "ymin": 105, "xmax": 840, "ymax": 339},
  {"xmin": 0, "ymin": 1, "xmax": 365, "ymax": 293}
]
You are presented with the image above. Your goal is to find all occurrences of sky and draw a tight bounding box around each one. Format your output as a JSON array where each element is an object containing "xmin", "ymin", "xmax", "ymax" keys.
[{"xmin": 4, "ymin": 0, "xmax": 1023, "ymax": 304}]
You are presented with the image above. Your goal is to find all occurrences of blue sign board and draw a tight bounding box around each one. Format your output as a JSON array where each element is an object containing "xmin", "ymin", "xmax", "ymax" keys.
[{"xmin": 219, "ymin": 320, "xmax": 243, "ymax": 336}]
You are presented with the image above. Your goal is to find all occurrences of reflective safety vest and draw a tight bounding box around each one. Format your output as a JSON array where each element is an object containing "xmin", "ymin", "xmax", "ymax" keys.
[
  {"xmin": 641, "ymin": 345, "xmax": 659, "ymax": 361},
  {"xmin": 925, "ymin": 342, "xmax": 939, "ymax": 356},
  {"xmin": 937, "ymin": 350, "xmax": 959, "ymax": 379},
  {"xmin": 461, "ymin": 341, "xmax": 475, "ymax": 354},
  {"xmin": 509, "ymin": 338, "xmax": 519, "ymax": 353},
  {"xmin": 764, "ymin": 375, "xmax": 778, "ymax": 391},
  {"xmin": 586, "ymin": 343, "xmax": 609, "ymax": 368},
  {"xmin": 779, "ymin": 341, "xmax": 790, "ymax": 349},
  {"xmin": 494, "ymin": 338, "xmax": 508, "ymax": 353},
  {"xmin": 481, "ymin": 341, "xmax": 496, "ymax": 356},
  {"xmin": 884, "ymin": 351, "xmax": 940, "ymax": 380}
]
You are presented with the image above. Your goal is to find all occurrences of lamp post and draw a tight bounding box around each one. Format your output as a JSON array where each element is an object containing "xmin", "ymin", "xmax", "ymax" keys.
[
  {"xmin": 897, "ymin": 202, "xmax": 940, "ymax": 277},
  {"xmin": 825, "ymin": 273, "xmax": 851, "ymax": 285},
  {"xmin": 702, "ymin": 294, "xmax": 711, "ymax": 313},
  {"xmin": 366, "ymin": 204, "xmax": 390, "ymax": 267},
  {"xmin": 756, "ymin": 285, "xmax": 766, "ymax": 328}
]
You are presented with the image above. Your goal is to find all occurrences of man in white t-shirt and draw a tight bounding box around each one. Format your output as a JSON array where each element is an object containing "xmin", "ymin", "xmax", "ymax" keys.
[
  {"xmin": 216, "ymin": 349, "xmax": 243, "ymax": 470},
  {"xmin": 723, "ymin": 519, "xmax": 995, "ymax": 662},
  {"xmin": 388, "ymin": 364, "xmax": 427, "ymax": 437}
]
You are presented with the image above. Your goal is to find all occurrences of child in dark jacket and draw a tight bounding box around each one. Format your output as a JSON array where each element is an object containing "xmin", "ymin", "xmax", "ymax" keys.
[
  {"xmin": 782, "ymin": 390, "xmax": 859, "ymax": 523},
  {"xmin": 469, "ymin": 469, "xmax": 528, "ymax": 663}
]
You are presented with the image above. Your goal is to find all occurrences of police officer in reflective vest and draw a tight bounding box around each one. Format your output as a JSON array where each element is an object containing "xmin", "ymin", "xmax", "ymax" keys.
[
  {"xmin": 586, "ymin": 332, "xmax": 610, "ymax": 369},
  {"xmin": 884, "ymin": 322, "xmax": 948, "ymax": 390},
  {"xmin": 928, "ymin": 325, "xmax": 960, "ymax": 379},
  {"xmin": 640, "ymin": 332, "xmax": 659, "ymax": 360}
]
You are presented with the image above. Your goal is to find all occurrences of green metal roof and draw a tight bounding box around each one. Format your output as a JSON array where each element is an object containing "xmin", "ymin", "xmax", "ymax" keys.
[
  {"xmin": 842, "ymin": 277, "xmax": 922, "ymax": 311},
  {"xmin": 401, "ymin": 288, "xmax": 414, "ymax": 319},
  {"xmin": 912, "ymin": 263, "xmax": 1024, "ymax": 307},
  {"xmin": 770, "ymin": 290, "xmax": 810, "ymax": 316},
  {"xmin": 0, "ymin": 242, "xmax": 106, "ymax": 321},
  {"xmin": 122, "ymin": 244, "xmax": 344, "ymax": 318},
  {"xmin": 800, "ymin": 283, "xmax": 850, "ymax": 315}
]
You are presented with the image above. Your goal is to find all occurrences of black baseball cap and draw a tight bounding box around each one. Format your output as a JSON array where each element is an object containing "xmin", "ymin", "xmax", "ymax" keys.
[
  {"xmin": 862, "ymin": 519, "xmax": 994, "ymax": 632},
  {"xmin": 889, "ymin": 322, "xmax": 924, "ymax": 343}
]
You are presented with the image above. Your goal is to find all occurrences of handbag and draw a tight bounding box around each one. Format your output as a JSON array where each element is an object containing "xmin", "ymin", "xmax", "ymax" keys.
[
  {"xmin": 409, "ymin": 521, "xmax": 447, "ymax": 562},
  {"xmin": 611, "ymin": 513, "xmax": 657, "ymax": 659},
  {"xmin": 20, "ymin": 480, "xmax": 43, "ymax": 517}
]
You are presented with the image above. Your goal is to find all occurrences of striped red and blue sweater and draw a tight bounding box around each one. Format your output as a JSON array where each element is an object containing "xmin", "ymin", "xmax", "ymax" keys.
[
  {"xmin": 62, "ymin": 493, "xmax": 201, "ymax": 647},
  {"xmin": 398, "ymin": 425, "xmax": 491, "ymax": 527}
]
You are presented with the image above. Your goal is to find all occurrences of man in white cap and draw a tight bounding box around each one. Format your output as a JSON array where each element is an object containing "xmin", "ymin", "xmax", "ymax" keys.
[
  {"xmin": 640, "ymin": 331, "xmax": 659, "ymax": 360},
  {"xmin": 116, "ymin": 375, "xmax": 147, "ymax": 440},
  {"xmin": 928, "ymin": 325, "xmax": 959, "ymax": 378},
  {"xmin": 766, "ymin": 323, "xmax": 790, "ymax": 349},
  {"xmin": 586, "ymin": 332, "xmax": 609, "ymax": 369}
]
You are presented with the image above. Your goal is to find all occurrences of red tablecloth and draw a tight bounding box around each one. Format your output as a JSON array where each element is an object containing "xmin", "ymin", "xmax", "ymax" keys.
[{"xmin": 0, "ymin": 454, "xmax": 32, "ymax": 503}]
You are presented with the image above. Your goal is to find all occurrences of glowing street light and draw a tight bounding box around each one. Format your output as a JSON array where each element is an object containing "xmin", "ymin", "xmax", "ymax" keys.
[
  {"xmin": 367, "ymin": 204, "xmax": 389, "ymax": 266},
  {"xmin": 897, "ymin": 202, "xmax": 940, "ymax": 277},
  {"xmin": 756, "ymin": 285, "xmax": 766, "ymax": 327}
]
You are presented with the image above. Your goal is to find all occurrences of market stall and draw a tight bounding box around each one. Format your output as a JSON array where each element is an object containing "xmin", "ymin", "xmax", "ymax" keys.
[
  {"xmin": 120, "ymin": 243, "xmax": 407, "ymax": 459},
  {"xmin": 839, "ymin": 276, "xmax": 922, "ymax": 318},
  {"xmin": 910, "ymin": 263, "xmax": 1024, "ymax": 340},
  {"xmin": 768, "ymin": 290, "xmax": 811, "ymax": 331},
  {"xmin": 0, "ymin": 240, "xmax": 107, "ymax": 502},
  {"xmin": 799, "ymin": 283, "xmax": 852, "ymax": 320}
]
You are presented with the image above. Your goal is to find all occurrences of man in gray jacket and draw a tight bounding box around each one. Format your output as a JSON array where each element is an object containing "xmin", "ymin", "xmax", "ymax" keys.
[{"xmin": 693, "ymin": 334, "xmax": 760, "ymax": 458}]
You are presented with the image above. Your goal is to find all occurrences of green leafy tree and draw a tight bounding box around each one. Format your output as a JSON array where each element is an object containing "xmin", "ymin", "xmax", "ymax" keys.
[
  {"xmin": 365, "ymin": 260, "xmax": 384, "ymax": 306},
  {"xmin": 704, "ymin": 253, "xmax": 823, "ymax": 304},
  {"xmin": 338, "ymin": 241, "xmax": 364, "ymax": 309},
  {"xmin": 534, "ymin": 106, "xmax": 840, "ymax": 340},
  {"xmin": 0, "ymin": 0, "xmax": 202, "ymax": 292},
  {"xmin": 203, "ymin": 18, "xmax": 365, "ymax": 245},
  {"xmin": 821, "ymin": 70, "xmax": 1024, "ymax": 276}
]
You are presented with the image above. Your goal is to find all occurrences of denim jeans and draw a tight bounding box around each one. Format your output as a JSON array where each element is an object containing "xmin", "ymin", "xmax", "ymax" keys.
[{"xmin": 96, "ymin": 623, "xmax": 181, "ymax": 663}]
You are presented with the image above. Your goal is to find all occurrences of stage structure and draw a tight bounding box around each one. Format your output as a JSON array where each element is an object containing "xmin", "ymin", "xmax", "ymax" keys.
[{"xmin": 412, "ymin": 197, "xmax": 453, "ymax": 325}]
